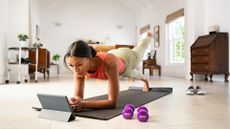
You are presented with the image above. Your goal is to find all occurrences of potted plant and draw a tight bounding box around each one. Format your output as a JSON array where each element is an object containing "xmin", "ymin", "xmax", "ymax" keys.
[
  {"xmin": 18, "ymin": 34, "xmax": 28, "ymax": 48},
  {"xmin": 52, "ymin": 53, "xmax": 61, "ymax": 64}
]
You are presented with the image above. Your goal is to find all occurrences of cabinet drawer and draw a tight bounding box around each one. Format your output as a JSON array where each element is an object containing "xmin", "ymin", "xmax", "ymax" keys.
[
  {"xmin": 191, "ymin": 64, "xmax": 209, "ymax": 72},
  {"xmin": 191, "ymin": 48, "xmax": 209, "ymax": 56},
  {"xmin": 191, "ymin": 56, "xmax": 209, "ymax": 63}
]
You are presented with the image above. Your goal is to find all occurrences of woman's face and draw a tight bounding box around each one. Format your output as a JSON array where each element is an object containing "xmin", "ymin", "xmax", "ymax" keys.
[{"xmin": 66, "ymin": 56, "xmax": 90, "ymax": 77}]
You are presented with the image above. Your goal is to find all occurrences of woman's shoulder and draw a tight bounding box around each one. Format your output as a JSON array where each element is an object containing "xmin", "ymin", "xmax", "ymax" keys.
[
  {"xmin": 95, "ymin": 53, "xmax": 117, "ymax": 68},
  {"xmin": 104, "ymin": 54, "xmax": 118, "ymax": 67},
  {"xmin": 96, "ymin": 52, "xmax": 108, "ymax": 59},
  {"xmin": 96, "ymin": 52, "xmax": 116, "ymax": 61},
  {"xmin": 103, "ymin": 54, "xmax": 118, "ymax": 74}
]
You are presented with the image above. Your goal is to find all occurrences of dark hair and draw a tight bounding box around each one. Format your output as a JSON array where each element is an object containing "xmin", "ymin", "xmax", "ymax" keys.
[{"xmin": 64, "ymin": 40, "xmax": 97, "ymax": 68}]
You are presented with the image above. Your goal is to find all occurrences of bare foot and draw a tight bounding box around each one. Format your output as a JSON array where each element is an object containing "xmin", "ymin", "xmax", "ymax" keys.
[
  {"xmin": 142, "ymin": 78, "xmax": 149, "ymax": 92},
  {"xmin": 147, "ymin": 32, "xmax": 153, "ymax": 37}
]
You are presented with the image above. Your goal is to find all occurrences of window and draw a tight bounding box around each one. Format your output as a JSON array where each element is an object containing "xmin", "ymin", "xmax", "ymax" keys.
[{"xmin": 167, "ymin": 16, "xmax": 185, "ymax": 64}]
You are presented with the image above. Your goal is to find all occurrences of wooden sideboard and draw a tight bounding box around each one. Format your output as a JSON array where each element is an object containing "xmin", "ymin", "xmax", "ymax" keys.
[
  {"xmin": 89, "ymin": 44, "xmax": 134, "ymax": 52},
  {"xmin": 115, "ymin": 44, "xmax": 134, "ymax": 49},
  {"xmin": 89, "ymin": 44, "xmax": 115, "ymax": 52},
  {"xmin": 190, "ymin": 32, "xmax": 229, "ymax": 82}
]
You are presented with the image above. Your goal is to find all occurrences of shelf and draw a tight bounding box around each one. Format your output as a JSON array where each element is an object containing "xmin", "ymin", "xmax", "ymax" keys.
[
  {"xmin": 6, "ymin": 46, "xmax": 39, "ymax": 84},
  {"xmin": 8, "ymin": 62, "xmax": 35, "ymax": 65},
  {"xmin": 8, "ymin": 47, "xmax": 36, "ymax": 51}
]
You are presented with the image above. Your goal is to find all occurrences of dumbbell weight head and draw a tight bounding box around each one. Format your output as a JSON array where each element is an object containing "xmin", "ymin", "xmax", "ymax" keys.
[
  {"xmin": 122, "ymin": 106, "xmax": 134, "ymax": 119},
  {"xmin": 137, "ymin": 106, "xmax": 149, "ymax": 122},
  {"xmin": 124, "ymin": 104, "xmax": 135, "ymax": 112},
  {"xmin": 137, "ymin": 106, "xmax": 148, "ymax": 113},
  {"xmin": 122, "ymin": 104, "xmax": 135, "ymax": 119}
]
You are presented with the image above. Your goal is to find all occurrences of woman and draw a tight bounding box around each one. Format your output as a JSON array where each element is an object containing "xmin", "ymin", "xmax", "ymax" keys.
[{"xmin": 64, "ymin": 32, "xmax": 152, "ymax": 112}]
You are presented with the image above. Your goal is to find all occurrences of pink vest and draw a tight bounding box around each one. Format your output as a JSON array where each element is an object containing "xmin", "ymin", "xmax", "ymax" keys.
[{"xmin": 87, "ymin": 53, "xmax": 125, "ymax": 79}]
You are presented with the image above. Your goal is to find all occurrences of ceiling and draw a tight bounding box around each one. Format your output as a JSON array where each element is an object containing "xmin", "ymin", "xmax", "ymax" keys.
[{"xmin": 34, "ymin": 0, "xmax": 157, "ymax": 12}]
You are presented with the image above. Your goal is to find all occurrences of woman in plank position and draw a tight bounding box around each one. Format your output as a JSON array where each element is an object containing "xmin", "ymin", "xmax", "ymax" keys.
[{"xmin": 64, "ymin": 32, "xmax": 152, "ymax": 111}]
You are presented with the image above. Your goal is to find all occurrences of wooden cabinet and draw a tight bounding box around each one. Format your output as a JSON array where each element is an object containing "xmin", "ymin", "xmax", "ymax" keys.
[
  {"xmin": 115, "ymin": 44, "xmax": 134, "ymax": 49},
  {"xmin": 29, "ymin": 48, "xmax": 50, "ymax": 80},
  {"xmin": 190, "ymin": 33, "xmax": 229, "ymax": 82},
  {"xmin": 89, "ymin": 44, "xmax": 115, "ymax": 52},
  {"xmin": 89, "ymin": 44, "xmax": 134, "ymax": 53}
]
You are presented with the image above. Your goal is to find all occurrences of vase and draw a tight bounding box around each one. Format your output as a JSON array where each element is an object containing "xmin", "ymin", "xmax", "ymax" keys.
[{"xmin": 20, "ymin": 41, "xmax": 28, "ymax": 48}]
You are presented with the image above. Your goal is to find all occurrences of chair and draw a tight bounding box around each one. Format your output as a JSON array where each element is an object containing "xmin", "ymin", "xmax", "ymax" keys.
[{"xmin": 142, "ymin": 58, "xmax": 161, "ymax": 76}]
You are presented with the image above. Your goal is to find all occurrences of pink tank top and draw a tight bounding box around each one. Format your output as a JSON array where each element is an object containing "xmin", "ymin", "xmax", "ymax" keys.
[{"xmin": 87, "ymin": 53, "xmax": 125, "ymax": 80}]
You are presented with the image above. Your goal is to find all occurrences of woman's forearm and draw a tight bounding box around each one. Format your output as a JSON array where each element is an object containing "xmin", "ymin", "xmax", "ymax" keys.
[
  {"xmin": 74, "ymin": 76, "xmax": 85, "ymax": 98},
  {"xmin": 81, "ymin": 99, "xmax": 116, "ymax": 109}
]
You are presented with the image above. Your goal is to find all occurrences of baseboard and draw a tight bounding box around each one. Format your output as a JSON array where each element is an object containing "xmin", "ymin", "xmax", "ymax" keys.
[{"xmin": 0, "ymin": 73, "xmax": 4, "ymax": 84}]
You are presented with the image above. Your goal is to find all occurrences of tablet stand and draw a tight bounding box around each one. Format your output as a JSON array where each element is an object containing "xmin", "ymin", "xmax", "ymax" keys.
[{"xmin": 39, "ymin": 109, "xmax": 75, "ymax": 122}]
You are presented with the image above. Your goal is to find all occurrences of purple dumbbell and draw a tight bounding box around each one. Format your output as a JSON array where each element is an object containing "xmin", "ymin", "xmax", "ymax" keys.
[
  {"xmin": 125, "ymin": 104, "xmax": 135, "ymax": 112},
  {"xmin": 122, "ymin": 104, "xmax": 135, "ymax": 119},
  {"xmin": 137, "ymin": 106, "xmax": 148, "ymax": 113},
  {"xmin": 137, "ymin": 106, "xmax": 149, "ymax": 122}
]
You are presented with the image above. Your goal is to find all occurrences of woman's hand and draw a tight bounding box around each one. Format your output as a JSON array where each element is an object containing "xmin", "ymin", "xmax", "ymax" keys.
[
  {"xmin": 141, "ymin": 77, "xmax": 150, "ymax": 92},
  {"xmin": 69, "ymin": 96, "xmax": 83, "ymax": 112}
]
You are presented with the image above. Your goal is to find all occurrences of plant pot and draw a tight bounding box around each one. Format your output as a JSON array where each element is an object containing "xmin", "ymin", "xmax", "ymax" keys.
[{"xmin": 20, "ymin": 41, "xmax": 28, "ymax": 48}]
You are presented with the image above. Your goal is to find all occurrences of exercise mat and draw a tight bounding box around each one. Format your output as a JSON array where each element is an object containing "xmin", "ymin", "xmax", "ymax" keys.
[{"xmin": 75, "ymin": 87, "xmax": 173, "ymax": 120}]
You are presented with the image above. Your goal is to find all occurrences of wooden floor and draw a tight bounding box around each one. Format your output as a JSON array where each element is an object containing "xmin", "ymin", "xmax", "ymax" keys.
[{"xmin": 0, "ymin": 74, "xmax": 229, "ymax": 129}]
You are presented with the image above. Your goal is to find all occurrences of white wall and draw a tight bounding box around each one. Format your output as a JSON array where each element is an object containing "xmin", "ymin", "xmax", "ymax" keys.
[
  {"xmin": 0, "ymin": 0, "xmax": 8, "ymax": 84},
  {"xmin": 39, "ymin": 0, "xmax": 137, "ymax": 73},
  {"xmin": 205, "ymin": 0, "xmax": 229, "ymax": 33},
  {"xmin": 30, "ymin": 0, "xmax": 41, "ymax": 46},
  {"xmin": 136, "ymin": 0, "xmax": 186, "ymax": 78},
  {"xmin": 185, "ymin": 0, "xmax": 206, "ymax": 79},
  {"xmin": 7, "ymin": 0, "xmax": 29, "ymax": 47}
]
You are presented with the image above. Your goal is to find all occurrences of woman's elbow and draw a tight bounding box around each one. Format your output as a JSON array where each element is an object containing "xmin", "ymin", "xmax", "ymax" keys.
[{"xmin": 109, "ymin": 100, "xmax": 117, "ymax": 109}]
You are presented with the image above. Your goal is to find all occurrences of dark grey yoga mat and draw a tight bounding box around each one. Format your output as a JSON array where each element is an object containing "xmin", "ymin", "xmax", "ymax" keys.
[{"xmin": 75, "ymin": 87, "xmax": 173, "ymax": 120}]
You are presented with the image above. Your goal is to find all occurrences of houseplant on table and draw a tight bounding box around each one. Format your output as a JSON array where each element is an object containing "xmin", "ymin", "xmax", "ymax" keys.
[
  {"xmin": 52, "ymin": 53, "xmax": 61, "ymax": 64},
  {"xmin": 18, "ymin": 34, "xmax": 28, "ymax": 48}
]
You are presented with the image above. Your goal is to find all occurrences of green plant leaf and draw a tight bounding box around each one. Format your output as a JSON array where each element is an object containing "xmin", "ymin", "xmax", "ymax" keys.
[
  {"xmin": 52, "ymin": 53, "xmax": 61, "ymax": 61},
  {"xmin": 18, "ymin": 34, "xmax": 28, "ymax": 41}
]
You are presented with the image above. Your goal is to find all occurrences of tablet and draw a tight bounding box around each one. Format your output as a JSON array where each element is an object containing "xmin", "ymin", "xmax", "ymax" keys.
[{"xmin": 37, "ymin": 93, "xmax": 75, "ymax": 122}]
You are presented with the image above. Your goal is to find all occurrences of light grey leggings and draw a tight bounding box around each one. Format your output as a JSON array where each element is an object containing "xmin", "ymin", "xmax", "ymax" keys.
[{"xmin": 108, "ymin": 37, "xmax": 151, "ymax": 80}]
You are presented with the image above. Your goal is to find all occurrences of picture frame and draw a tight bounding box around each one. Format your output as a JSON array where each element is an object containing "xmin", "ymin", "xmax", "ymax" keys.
[
  {"xmin": 153, "ymin": 25, "xmax": 160, "ymax": 47},
  {"xmin": 35, "ymin": 24, "xmax": 40, "ymax": 41}
]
